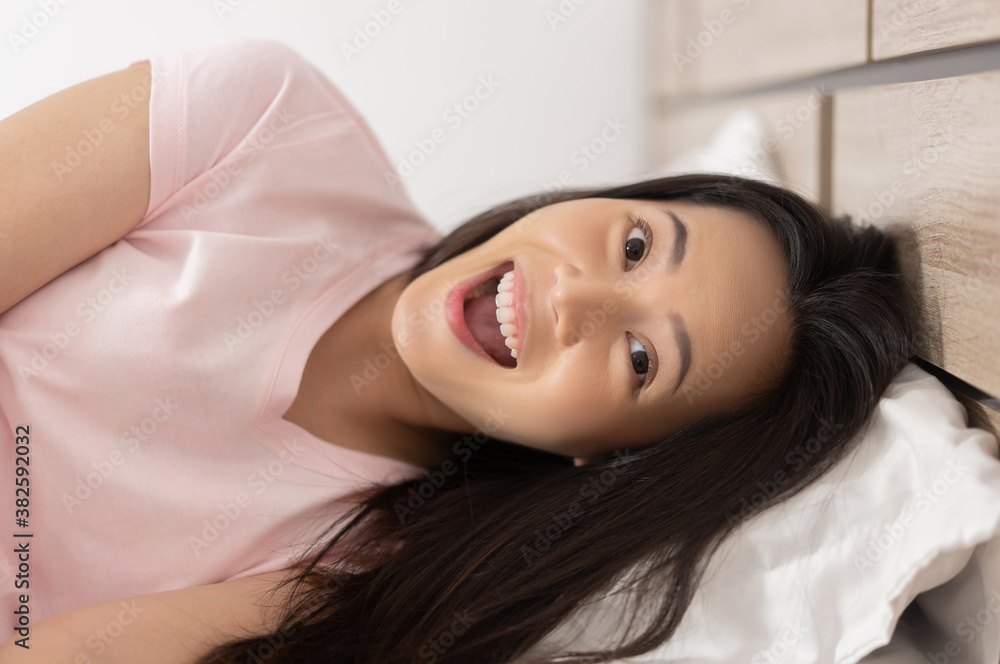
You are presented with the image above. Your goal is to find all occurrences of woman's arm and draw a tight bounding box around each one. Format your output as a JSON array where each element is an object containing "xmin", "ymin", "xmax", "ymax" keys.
[
  {"xmin": 0, "ymin": 570, "xmax": 297, "ymax": 663},
  {"xmin": 0, "ymin": 61, "xmax": 151, "ymax": 316}
]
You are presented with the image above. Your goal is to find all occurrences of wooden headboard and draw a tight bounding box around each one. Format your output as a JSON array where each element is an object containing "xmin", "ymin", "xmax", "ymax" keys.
[{"xmin": 648, "ymin": 0, "xmax": 1000, "ymax": 438}]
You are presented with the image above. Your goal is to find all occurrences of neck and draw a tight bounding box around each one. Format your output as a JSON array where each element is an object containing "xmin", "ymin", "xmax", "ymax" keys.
[{"xmin": 284, "ymin": 271, "xmax": 473, "ymax": 469}]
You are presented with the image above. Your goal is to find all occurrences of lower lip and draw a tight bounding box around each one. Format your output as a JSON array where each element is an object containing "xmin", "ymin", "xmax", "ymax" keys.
[{"xmin": 446, "ymin": 261, "xmax": 515, "ymax": 364}]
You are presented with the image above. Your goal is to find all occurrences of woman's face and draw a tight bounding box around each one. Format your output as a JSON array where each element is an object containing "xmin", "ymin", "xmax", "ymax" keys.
[{"xmin": 392, "ymin": 197, "xmax": 792, "ymax": 459}]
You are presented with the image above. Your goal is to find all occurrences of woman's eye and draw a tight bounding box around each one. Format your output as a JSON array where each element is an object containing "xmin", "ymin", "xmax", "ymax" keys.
[
  {"xmin": 624, "ymin": 218, "xmax": 651, "ymax": 271},
  {"xmin": 629, "ymin": 335, "xmax": 650, "ymax": 386}
]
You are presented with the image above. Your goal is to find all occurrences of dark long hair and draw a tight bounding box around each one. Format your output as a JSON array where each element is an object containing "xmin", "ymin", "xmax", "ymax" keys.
[{"xmin": 198, "ymin": 174, "xmax": 918, "ymax": 663}]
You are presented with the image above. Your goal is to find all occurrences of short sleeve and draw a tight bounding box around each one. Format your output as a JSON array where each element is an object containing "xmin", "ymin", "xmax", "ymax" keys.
[{"xmin": 135, "ymin": 39, "xmax": 385, "ymax": 228}]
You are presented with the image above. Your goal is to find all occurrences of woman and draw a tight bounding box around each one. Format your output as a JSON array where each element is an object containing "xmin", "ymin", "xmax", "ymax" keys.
[{"xmin": 0, "ymin": 40, "xmax": 915, "ymax": 662}]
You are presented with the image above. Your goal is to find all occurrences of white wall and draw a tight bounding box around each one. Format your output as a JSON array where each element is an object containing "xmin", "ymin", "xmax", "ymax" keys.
[{"xmin": 1, "ymin": 0, "xmax": 648, "ymax": 232}]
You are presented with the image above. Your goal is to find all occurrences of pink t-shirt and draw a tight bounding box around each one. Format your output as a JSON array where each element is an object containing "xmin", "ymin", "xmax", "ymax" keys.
[{"xmin": 0, "ymin": 38, "xmax": 438, "ymax": 640}]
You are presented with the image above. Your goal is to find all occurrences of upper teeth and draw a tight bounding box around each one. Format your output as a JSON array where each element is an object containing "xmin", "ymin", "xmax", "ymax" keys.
[{"xmin": 495, "ymin": 270, "xmax": 518, "ymax": 359}]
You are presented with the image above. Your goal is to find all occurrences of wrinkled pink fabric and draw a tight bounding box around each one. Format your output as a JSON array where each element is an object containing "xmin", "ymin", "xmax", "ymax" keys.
[{"xmin": 0, "ymin": 39, "xmax": 436, "ymax": 640}]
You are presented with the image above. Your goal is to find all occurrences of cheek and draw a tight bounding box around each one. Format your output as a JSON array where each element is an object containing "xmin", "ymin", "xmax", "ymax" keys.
[
  {"xmin": 525, "ymin": 363, "xmax": 684, "ymax": 452},
  {"xmin": 391, "ymin": 289, "xmax": 429, "ymax": 364},
  {"xmin": 505, "ymin": 369, "xmax": 622, "ymax": 448},
  {"xmin": 392, "ymin": 283, "xmax": 456, "ymax": 385}
]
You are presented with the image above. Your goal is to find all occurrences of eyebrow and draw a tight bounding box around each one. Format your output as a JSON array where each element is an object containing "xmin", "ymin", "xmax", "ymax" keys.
[
  {"xmin": 665, "ymin": 208, "xmax": 688, "ymax": 270},
  {"xmin": 659, "ymin": 208, "xmax": 691, "ymax": 395},
  {"xmin": 668, "ymin": 312, "xmax": 691, "ymax": 396}
]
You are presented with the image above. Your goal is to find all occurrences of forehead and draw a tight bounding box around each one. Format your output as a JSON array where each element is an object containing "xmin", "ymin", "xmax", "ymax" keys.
[{"xmin": 641, "ymin": 199, "xmax": 791, "ymax": 414}]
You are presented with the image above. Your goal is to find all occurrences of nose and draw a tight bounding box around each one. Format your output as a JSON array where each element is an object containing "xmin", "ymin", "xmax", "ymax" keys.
[{"xmin": 549, "ymin": 262, "xmax": 628, "ymax": 347}]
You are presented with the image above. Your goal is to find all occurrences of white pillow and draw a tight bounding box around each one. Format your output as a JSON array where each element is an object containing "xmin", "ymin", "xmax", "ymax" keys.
[
  {"xmin": 530, "ymin": 363, "xmax": 1000, "ymax": 663},
  {"xmin": 651, "ymin": 108, "xmax": 784, "ymax": 186}
]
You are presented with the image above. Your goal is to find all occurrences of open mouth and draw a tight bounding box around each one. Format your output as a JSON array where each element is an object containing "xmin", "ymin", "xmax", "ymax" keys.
[{"xmin": 449, "ymin": 261, "xmax": 518, "ymax": 368}]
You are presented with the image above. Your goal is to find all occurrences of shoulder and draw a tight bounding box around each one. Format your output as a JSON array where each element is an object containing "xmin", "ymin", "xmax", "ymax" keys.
[
  {"xmin": 167, "ymin": 38, "xmax": 323, "ymax": 124},
  {"xmin": 140, "ymin": 38, "xmax": 359, "ymax": 228},
  {"xmin": 185, "ymin": 38, "xmax": 316, "ymax": 80},
  {"xmin": 181, "ymin": 38, "xmax": 333, "ymax": 105},
  {"xmin": 0, "ymin": 570, "xmax": 300, "ymax": 663}
]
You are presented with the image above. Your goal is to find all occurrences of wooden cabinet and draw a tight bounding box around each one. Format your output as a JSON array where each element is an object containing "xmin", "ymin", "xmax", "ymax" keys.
[
  {"xmin": 831, "ymin": 71, "xmax": 1000, "ymax": 399},
  {"xmin": 652, "ymin": 0, "xmax": 868, "ymax": 96},
  {"xmin": 872, "ymin": 0, "xmax": 1000, "ymax": 60}
]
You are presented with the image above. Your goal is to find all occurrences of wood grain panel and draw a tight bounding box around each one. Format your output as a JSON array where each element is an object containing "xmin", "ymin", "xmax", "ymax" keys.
[
  {"xmin": 873, "ymin": 0, "xmax": 1000, "ymax": 60},
  {"xmin": 654, "ymin": 0, "xmax": 868, "ymax": 98},
  {"xmin": 651, "ymin": 89, "xmax": 828, "ymax": 205},
  {"xmin": 832, "ymin": 71, "xmax": 1000, "ymax": 399},
  {"xmin": 652, "ymin": 0, "xmax": 700, "ymax": 99}
]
